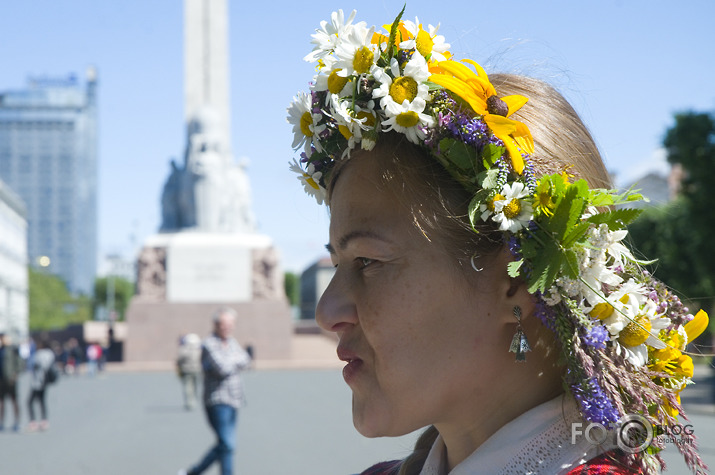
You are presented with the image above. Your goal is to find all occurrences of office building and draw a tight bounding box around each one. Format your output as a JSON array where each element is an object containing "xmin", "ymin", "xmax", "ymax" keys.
[
  {"xmin": 0, "ymin": 177, "xmax": 28, "ymax": 340},
  {"xmin": 0, "ymin": 69, "xmax": 97, "ymax": 295}
]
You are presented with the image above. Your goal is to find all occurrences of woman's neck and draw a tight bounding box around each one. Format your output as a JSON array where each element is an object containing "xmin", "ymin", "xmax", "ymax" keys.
[{"xmin": 436, "ymin": 366, "xmax": 563, "ymax": 471}]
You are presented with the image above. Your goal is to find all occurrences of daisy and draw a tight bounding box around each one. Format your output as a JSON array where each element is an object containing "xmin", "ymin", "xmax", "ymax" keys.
[
  {"xmin": 286, "ymin": 92, "xmax": 326, "ymax": 157},
  {"xmin": 478, "ymin": 192, "xmax": 505, "ymax": 222},
  {"xmin": 381, "ymin": 97, "xmax": 434, "ymax": 144},
  {"xmin": 589, "ymin": 224, "xmax": 635, "ymax": 265},
  {"xmin": 614, "ymin": 299, "xmax": 670, "ymax": 366},
  {"xmin": 332, "ymin": 22, "xmax": 378, "ymax": 77},
  {"xmin": 289, "ymin": 159, "xmax": 327, "ymax": 205},
  {"xmin": 312, "ymin": 67, "xmax": 353, "ymax": 98},
  {"xmin": 304, "ymin": 10, "xmax": 363, "ymax": 64},
  {"xmin": 398, "ymin": 18, "xmax": 451, "ymax": 62},
  {"xmin": 492, "ymin": 182, "xmax": 534, "ymax": 232},
  {"xmin": 577, "ymin": 249, "xmax": 623, "ymax": 304},
  {"xmin": 329, "ymin": 96, "xmax": 376, "ymax": 155},
  {"xmin": 372, "ymin": 55, "xmax": 431, "ymax": 112},
  {"xmin": 589, "ymin": 279, "xmax": 647, "ymax": 332}
]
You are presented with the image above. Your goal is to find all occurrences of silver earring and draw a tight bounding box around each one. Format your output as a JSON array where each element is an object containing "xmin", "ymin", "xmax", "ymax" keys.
[
  {"xmin": 470, "ymin": 254, "xmax": 483, "ymax": 272},
  {"xmin": 509, "ymin": 306, "xmax": 531, "ymax": 362}
]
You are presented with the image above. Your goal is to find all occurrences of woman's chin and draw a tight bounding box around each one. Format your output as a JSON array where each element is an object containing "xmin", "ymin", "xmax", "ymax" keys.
[{"xmin": 352, "ymin": 406, "xmax": 413, "ymax": 438}]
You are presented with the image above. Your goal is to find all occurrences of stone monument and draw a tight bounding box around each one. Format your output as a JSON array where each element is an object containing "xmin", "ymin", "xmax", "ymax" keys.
[{"xmin": 125, "ymin": 0, "xmax": 292, "ymax": 363}]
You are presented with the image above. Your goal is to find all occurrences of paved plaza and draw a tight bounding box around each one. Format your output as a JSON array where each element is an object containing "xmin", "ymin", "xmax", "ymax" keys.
[{"xmin": 0, "ymin": 339, "xmax": 713, "ymax": 474}]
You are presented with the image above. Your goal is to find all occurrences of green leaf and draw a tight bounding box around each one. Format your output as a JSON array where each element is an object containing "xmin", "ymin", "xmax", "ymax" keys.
[
  {"xmin": 563, "ymin": 221, "xmax": 591, "ymax": 248},
  {"xmin": 447, "ymin": 140, "xmax": 477, "ymax": 171},
  {"xmin": 478, "ymin": 168, "xmax": 500, "ymax": 190},
  {"xmin": 590, "ymin": 190, "xmax": 615, "ymax": 207},
  {"xmin": 386, "ymin": 5, "xmax": 406, "ymax": 64},
  {"xmin": 548, "ymin": 180, "xmax": 588, "ymax": 241},
  {"xmin": 520, "ymin": 235, "xmax": 539, "ymax": 259},
  {"xmin": 481, "ymin": 143, "xmax": 503, "ymax": 168},
  {"xmin": 527, "ymin": 241, "xmax": 562, "ymax": 293},
  {"xmin": 562, "ymin": 249, "xmax": 580, "ymax": 279},
  {"xmin": 467, "ymin": 190, "xmax": 490, "ymax": 227},
  {"xmin": 587, "ymin": 208, "xmax": 643, "ymax": 230},
  {"xmin": 507, "ymin": 259, "xmax": 524, "ymax": 278}
]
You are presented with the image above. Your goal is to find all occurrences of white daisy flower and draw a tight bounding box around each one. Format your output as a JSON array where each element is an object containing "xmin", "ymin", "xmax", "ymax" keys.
[
  {"xmin": 398, "ymin": 18, "xmax": 451, "ymax": 62},
  {"xmin": 589, "ymin": 279, "xmax": 647, "ymax": 334},
  {"xmin": 605, "ymin": 229, "xmax": 635, "ymax": 265},
  {"xmin": 286, "ymin": 92, "xmax": 326, "ymax": 157},
  {"xmin": 491, "ymin": 182, "xmax": 534, "ymax": 232},
  {"xmin": 304, "ymin": 10, "xmax": 363, "ymax": 63},
  {"xmin": 589, "ymin": 224, "xmax": 635, "ymax": 265},
  {"xmin": 312, "ymin": 67, "xmax": 354, "ymax": 98},
  {"xmin": 381, "ymin": 97, "xmax": 434, "ymax": 144},
  {"xmin": 612, "ymin": 299, "xmax": 670, "ymax": 366},
  {"xmin": 578, "ymin": 252, "xmax": 623, "ymax": 304},
  {"xmin": 289, "ymin": 159, "xmax": 327, "ymax": 205},
  {"xmin": 373, "ymin": 55, "xmax": 431, "ymax": 112},
  {"xmin": 477, "ymin": 191, "xmax": 506, "ymax": 222},
  {"xmin": 329, "ymin": 96, "xmax": 376, "ymax": 156},
  {"xmin": 332, "ymin": 23, "xmax": 378, "ymax": 77}
]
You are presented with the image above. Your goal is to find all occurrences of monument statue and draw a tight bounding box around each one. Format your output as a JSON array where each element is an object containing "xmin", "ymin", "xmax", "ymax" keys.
[
  {"xmin": 126, "ymin": 0, "xmax": 292, "ymax": 365},
  {"xmin": 160, "ymin": 106, "xmax": 255, "ymax": 233}
]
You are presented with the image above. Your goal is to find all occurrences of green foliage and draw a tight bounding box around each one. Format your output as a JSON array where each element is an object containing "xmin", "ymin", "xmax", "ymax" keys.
[
  {"xmin": 523, "ymin": 177, "xmax": 646, "ymax": 294},
  {"xmin": 29, "ymin": 268, "xmax": 91, "ymax": 331},
  {"xmin": 93, "ymin": 276, "xmax": 135, "ymax": 320},
  {"xmin": 628, "ymin": 111, "xmax": 715, "ymax": 328},
  {"xmin": 284, "ymin": 272, "xmax": 300, "ymax": 307}
]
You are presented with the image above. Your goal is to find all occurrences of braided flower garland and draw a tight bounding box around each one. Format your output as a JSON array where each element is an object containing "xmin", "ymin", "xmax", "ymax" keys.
[{"xmin": 288, "ymin": 8, "xmax": 709, "ymax": 473}]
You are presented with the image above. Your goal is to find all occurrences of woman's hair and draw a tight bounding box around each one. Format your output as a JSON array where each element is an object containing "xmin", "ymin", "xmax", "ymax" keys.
[{"xmin": 328, "ymin": 74, "xmax": 612, "ymax": 475}]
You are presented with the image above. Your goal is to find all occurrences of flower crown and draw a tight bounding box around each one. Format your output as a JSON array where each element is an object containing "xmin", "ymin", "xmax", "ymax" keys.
[{"xmin": 288, "ymin": 9, "xmax": 708, "ymax": 472}]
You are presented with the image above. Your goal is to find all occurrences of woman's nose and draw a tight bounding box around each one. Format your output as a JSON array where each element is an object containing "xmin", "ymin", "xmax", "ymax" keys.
[{"xmin": 315, "ymin": 270, "xmax": 358, "ymax": 333}]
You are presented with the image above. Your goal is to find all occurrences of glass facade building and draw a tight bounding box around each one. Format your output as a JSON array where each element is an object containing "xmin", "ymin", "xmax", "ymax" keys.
[{"xmin": 0, "ymin": 69, "xmax": 97, "ymax": 295}]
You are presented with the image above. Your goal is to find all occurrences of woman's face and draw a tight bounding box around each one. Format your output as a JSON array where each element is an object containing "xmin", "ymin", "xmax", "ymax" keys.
[{"xmin": 316, "ymin": 152, "xmax": 514, "ymax": 437}]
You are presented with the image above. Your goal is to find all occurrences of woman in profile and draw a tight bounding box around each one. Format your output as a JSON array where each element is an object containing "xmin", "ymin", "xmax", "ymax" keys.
[{"xmin": 288, "ymin": 9, "xmax": 709, "ymax": 474}]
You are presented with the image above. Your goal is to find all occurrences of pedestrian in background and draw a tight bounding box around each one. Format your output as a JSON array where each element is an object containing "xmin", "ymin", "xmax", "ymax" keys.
[
  {"xmin": 86, "ymin": 342, "xmax": 102, "ymax": 377},
  {"xmin": 180, "ymin": 307, "xmax": 251, "ymax": 475},
  {"xmin": 0, "ymin": 333, "xmax": 23, "ymax": 432},
  {"xmin": 27, "ymin": 338, "xmax": 55, "ymax": 432},
  {"xmin": 176, "ymin": 333, "xmax": 202, "ymax": 410}
]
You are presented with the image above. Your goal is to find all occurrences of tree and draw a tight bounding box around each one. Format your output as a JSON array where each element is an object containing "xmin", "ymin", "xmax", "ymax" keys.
[
  {"xmin": 284, "ymin": 272, "xmax": 300, "ymax": 307},
  {"xmin": 93, "ymin": 276, "xmax": 135, "ymax": 320},
  {"xmin": 628, "ymin": 111, "xmax": 715, "ymax": 334},
  {"xmin": 29, "ymin": 268, "xmax": 92, "ymax": 331}
]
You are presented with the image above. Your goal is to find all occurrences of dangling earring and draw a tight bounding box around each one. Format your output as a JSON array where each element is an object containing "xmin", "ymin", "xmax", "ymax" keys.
[{"xmin": 509, "ymin": 306, "xmax": 531, "ymax": 362}]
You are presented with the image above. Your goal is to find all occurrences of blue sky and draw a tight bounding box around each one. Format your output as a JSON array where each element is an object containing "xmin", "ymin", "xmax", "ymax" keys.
[{"xmin": 1, "ymin": 0, "xmax": 713, "ymax": 273}]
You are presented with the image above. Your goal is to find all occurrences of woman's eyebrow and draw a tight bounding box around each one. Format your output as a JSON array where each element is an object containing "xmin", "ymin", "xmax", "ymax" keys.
[{"xmin": 325, "ymin": 230, "xmax": 390, "ymax": 255}]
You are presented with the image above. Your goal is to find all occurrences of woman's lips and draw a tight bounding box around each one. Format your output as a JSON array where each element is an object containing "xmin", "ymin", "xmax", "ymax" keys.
[
  {"xmin": 342, "ymin": 358, "xmax": 364, "ymax": 384},
  {"xmin": 337, "ymin": 346, "xmax": 364, "ymax": 384}
]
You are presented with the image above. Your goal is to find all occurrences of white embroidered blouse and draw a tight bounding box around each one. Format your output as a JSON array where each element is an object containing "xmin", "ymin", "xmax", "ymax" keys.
[{"xmin": 419, "ymin": 394, "xmax": 606, "ymax": 475}]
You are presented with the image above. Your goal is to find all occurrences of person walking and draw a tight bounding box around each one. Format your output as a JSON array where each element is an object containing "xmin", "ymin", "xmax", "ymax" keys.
[
  {"xmin": 176, "ymin": 333, "xmax": 202, "ymax": 410},
  {"xmin": 0, "ymin": 333, "xmax": 23, "ymax": 432},
  {"xmin": 180, "ymin": 307, "xmax": 251, "ymax": 475},
  {"xmin": 27, "ymin": 338, "xmax": 55, "ymax": 432}
]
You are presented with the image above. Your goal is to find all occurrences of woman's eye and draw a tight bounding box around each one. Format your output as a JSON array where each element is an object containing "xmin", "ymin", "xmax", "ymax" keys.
[{"xmin": 357, "ymin": 257, "xmax": 375, "ymax": 269}]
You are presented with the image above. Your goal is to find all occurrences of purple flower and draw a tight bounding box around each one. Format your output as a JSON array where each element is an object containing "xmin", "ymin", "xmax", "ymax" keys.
[
  {"xmin": 582, "ymin": 325, "xmax": 608, "ymax": 350},
  {"xmin": 534, "ymin": 294, "xmax": 557, "ymax": 332},
  {"xmin": 571, "ymin": 377, "xmax": 620, "ymax": 425}
]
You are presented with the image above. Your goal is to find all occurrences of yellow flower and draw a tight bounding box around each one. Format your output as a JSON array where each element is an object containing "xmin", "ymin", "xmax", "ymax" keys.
[
  {"xmin": 429, "ymin": 59, "xmax": 534, "ymax": 174},
  {"xmin": 534, "ymin": 179, "xmax": 556, "ymax": 217},
  {"xmin": 663, "ymin": 393, "xmax": 682, "ymax": 418},
  {"xmin": 684, "ymin": 309, "xmax": 709, "ymax": 344}
]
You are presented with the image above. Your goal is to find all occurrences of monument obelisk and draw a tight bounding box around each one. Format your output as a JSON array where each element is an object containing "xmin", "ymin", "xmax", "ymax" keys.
[{"xmin": 124, "ymin": 0, "xmax": 292, "ymax": 363}]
